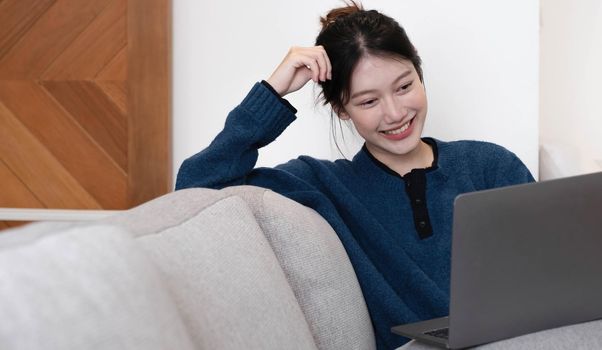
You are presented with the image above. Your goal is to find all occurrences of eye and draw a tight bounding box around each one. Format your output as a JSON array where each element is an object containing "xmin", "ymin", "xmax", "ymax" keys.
[
  {"xmin": 397, "ymin": 82, "xmax": 413, "ymax": 92},
  {"xmin": 360, "ymin": 99, "xmax": 377, "ymax": 108}
]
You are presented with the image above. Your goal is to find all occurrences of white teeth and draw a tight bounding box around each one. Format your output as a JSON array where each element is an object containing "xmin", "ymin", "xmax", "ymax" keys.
[{"xmin": 383, "ymin": 121, "xmax": 410, "ymax": 135}]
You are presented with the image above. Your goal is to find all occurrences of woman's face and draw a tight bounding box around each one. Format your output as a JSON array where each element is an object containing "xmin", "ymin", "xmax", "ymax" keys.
[{"xmin": 340, "ymin": 54, "xmax": 428, "ymax": 166}]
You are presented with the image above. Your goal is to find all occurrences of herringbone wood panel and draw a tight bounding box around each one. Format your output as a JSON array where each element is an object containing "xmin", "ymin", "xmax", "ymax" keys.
[{"xmin": 0, "ymin": 0, "xmax": 171, "ymax": 228}]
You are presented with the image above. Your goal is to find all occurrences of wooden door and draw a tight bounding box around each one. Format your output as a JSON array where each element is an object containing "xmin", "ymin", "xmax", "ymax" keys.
[{"xmin": 0, "ymin": 0, "xmax": 171, "ymax": 229}]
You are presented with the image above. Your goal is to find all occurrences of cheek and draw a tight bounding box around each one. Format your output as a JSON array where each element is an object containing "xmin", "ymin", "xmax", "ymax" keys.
[
  {"xmin": 407, "ymin": 89, "xmax": 428, "ymax": 111},
  {"xmin": 349, "ymin": 110, "xmax": 380, "ymax": 132}
]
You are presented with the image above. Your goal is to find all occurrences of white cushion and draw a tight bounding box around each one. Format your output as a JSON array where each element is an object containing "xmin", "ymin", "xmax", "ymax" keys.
[{"xmin": 0, "ymin": 223, "xmax": 194, "ymax": 350}]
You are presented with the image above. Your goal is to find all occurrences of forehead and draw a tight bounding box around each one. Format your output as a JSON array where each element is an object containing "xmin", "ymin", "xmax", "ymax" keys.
[{"xmin": 349, "ymin": 55, "xmax": 415, "ymax": 91}]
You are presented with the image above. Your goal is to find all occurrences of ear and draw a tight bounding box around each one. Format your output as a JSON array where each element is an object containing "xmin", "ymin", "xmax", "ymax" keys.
[{"xmin": 337, "ymin": 108, "xmax": 351, "ymax": 120}]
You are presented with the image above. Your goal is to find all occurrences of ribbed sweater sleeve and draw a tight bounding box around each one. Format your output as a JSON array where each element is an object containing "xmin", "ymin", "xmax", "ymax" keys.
[{"xmin": 175, "ymin": 83, "xmax": 297, "ymax": 190}]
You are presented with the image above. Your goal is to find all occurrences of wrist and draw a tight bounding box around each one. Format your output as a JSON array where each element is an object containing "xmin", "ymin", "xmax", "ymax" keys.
[
  {"xmin": 262, "ymin": 80, "xmax": 281, "ymax": 96},
  {"xmin": 260, "ymin": 81, "xmax": 297, "ymax": 113},
  {"xmin": 265, "ymin": 78, "xmax": 286, "ymax": 97}
]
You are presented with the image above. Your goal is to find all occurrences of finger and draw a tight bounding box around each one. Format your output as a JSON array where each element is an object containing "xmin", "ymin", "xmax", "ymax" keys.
[
  {"xmin": 306, "ymin": 59, "xmax": 320, "ymax": 83},
  {"xmin": 310, "ymin": 53, "xmax": 325, "ymax": 82},
  {"xmin": 316, "ymin": 49, "xmax": 330, "ymax": 82},
  {"xmin": 320, "ymin": 47, "xmax": 332, "ymax": 80},
  {"xmin": 301, "ymin": 48, "xmax": 322, "ymax": 82},
  {"xmin": 296, "ymin": 53, "xmax": 320, "ymax": 82},
  {"xmin": 292, "ymin": 47, "xmax": 328, "ymax": 82},
  {"xmin": 312, "ymin": 46, "xmax": 331, "ymax": 82}
]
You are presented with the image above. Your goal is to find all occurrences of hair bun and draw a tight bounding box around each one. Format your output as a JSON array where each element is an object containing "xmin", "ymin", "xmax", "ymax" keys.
[{"xmin": 320, "ymin": 1, "xmax": 363, "ymax": 30}]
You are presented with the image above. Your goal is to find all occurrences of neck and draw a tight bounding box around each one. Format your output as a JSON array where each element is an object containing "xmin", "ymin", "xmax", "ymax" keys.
[{"xmin": 367, "ymin": 140, "xmax": 434, "ymax": 177}]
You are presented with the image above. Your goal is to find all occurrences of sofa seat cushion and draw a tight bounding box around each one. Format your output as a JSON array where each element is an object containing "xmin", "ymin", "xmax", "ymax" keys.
[{"xmin": 0, "ymin": 223, "xmax": 194, "ymax": 350}]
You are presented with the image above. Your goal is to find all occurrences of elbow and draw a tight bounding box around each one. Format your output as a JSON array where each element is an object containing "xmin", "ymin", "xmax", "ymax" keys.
[{"xmin": 174, "ymin": 161, "xmax": 195, "ymax": 190}]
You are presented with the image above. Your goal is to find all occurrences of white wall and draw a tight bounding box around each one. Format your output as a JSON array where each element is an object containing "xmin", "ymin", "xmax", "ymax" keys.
[
  {"xmin": 172, "ymin": 0, "xmax": 540, "ymax": 184},
  {"xmin": 539, "ymin": 0, "xmax": 602, "ymax": 180}
]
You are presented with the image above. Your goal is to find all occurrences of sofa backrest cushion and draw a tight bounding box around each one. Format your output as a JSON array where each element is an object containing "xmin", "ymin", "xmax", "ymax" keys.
[
  {"xmin": 106, "ymin": 188, "xmax": 319, "ymax": 350},
  {"xmin": 0, "ymin": 223, "xmax": 194, "ymax": 350},
  {"xmin": 224, "ymin": 186, "xmax": 377, "ymax": 350}
]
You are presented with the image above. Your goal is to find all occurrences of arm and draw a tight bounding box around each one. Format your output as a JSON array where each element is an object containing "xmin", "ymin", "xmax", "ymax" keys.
[
  {"xmin": 175, "ymin": 46, "xmax": 332, "ymax": 191},
  {"xmin": 175, "ymin": 82, "xmax": 296, "ymax": 190},
  {"xmin": 488, "ymin": 147, "xmax": 535, "ymax": 188}
]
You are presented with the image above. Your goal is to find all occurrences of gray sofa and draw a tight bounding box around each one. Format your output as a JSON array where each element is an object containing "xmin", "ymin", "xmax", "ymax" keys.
[{"xmin": 1, "ymin": 186, "xmax": 600, "ymax": 349}]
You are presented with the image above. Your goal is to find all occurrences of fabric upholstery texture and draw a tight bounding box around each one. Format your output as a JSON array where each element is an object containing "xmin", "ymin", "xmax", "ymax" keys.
[
  {"xmin": 4, "ymin": 186, "xmax": 599, "ymax": 350},
  {"xmin": 0, "ymin": 223, "xmax": 195, "ymax": 350},
  {"xmin": 107, "ymin": 188, "xmax": 319, "ymax": 350},
  {"xmin": 224, "ymin": 186, "xmax": 376, "ymax": 350},
  {"xmin": 105, "ymin": 187, "xmax": 232, "ymax": 237}
]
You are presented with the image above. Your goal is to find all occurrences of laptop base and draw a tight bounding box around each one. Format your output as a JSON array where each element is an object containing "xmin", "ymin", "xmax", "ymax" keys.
[{"xmin": 392, "ymin": 316, "xmax": 450, "ymax": 349}]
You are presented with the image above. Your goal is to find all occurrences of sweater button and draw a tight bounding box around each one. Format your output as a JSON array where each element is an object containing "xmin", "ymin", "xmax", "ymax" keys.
[
  {"xmin": 418, "ymin": 220, "xmax": 427, "ymax": 228},
  {"xmin": 415, "ymin": 198, "xmax": 423, "ymax": 205}
]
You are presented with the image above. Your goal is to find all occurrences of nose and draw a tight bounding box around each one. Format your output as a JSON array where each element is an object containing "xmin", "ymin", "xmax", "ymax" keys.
[{"xmin": 382, "ymin": 96, "xmax": 407, "ymax": 124}]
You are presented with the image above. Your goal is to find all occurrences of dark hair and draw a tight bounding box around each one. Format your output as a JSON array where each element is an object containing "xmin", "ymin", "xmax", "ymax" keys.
[{"xmin": 315, "ymin": 2, "xmax": 423, "ymax": 114}]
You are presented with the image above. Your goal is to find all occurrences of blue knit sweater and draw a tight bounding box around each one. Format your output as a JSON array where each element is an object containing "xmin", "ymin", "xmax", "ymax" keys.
[{"xmin": 176, "ymin": 82, "xmax": 535, "ymax": 349}]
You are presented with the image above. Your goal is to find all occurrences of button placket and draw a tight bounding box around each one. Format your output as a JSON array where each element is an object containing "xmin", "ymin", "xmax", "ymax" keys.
[{"xmin": 404, "ymin": 169, "xmax": 433, "ymax": 239}]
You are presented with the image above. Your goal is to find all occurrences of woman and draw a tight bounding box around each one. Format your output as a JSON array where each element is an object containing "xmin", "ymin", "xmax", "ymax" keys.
[{"xmin": 176, "ymin": 2, "xmax": 534, "ymax": 348}]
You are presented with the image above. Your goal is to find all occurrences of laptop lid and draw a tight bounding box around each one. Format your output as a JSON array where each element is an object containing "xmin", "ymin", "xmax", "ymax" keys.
[{"xmin": 448, "ymin": 171, "xmax": 602, "ymax": 348}]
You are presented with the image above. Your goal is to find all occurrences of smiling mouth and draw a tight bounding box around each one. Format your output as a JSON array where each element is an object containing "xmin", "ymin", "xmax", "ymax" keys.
[{"xmin": 381, "ymin": 118, "xmax": 413, "ymax": 135}]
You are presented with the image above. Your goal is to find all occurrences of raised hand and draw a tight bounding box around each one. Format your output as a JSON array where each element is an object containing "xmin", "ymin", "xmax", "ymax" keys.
[{"xmin": 266, "ymin": 46, "xmax": 332, "ymax": 97}]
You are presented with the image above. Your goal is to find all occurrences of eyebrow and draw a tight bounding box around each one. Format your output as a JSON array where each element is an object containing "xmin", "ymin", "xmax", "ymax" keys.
[{"xmin": 350, "ymin": 70, "xmax": 412, "ymax": 100}]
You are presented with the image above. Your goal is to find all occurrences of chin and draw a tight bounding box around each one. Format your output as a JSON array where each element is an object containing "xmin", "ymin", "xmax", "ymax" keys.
[
  {"xmin": 389, "ymin": 134, "xmax": 423, "ymax": 154},
  {"xmin": 368, "ymin": 139, "xmax": 419, "ymax": 160}
]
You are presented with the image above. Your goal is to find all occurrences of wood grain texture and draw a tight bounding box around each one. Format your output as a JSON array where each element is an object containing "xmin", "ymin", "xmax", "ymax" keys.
[
  {"xmin": 0, "ymin": 221, "xmax": 30, "ymax": 230},
  {"xmin": 128, "ymin": 0, "xmax": 172, "ymax": 206},
  {"xmin": 96, "ymin": 80, "xmax": 127, "ymax": 115},
  {"xmin": 0, "ymin": 159, "xmax": 44, "ymax": 208},
  {"xmin": 42, "ymin": 80, "xmax": 127, "ymax": 171},
  {"xmin": 0, "ymin": 101, "xmax": 102, "ymax": 209},
  {"xmin": 0, "ymin": 0, "xmax": 113, "ymax": 79},
  {"xmin": 96, "ymin": 45, "xmax": 127, "ymax": 81},
  {"xmin": 41, "ymin": 0, "xmax": 126, "ymax": 80},
  {"xmin": 0, "ymin": 0, "xmax": 171, "ymax": 214},
  {"xmin": 0, "ymin": 0, "xmax": 57, "ymax": 59},
  {"xmin": 0, "ymin": 82, "xmax": 127, "ymax": 208}
]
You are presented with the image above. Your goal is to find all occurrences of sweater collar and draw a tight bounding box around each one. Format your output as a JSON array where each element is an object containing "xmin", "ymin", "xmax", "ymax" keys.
[{"xmin": 352, "ymin": 137, "xmax": 445, "ymax": 182}]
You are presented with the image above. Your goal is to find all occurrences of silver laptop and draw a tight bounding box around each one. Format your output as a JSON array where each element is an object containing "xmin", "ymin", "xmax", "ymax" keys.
[{"xmin": 391, "ymin": 171, "xmax": 602, "ymax": 349}]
